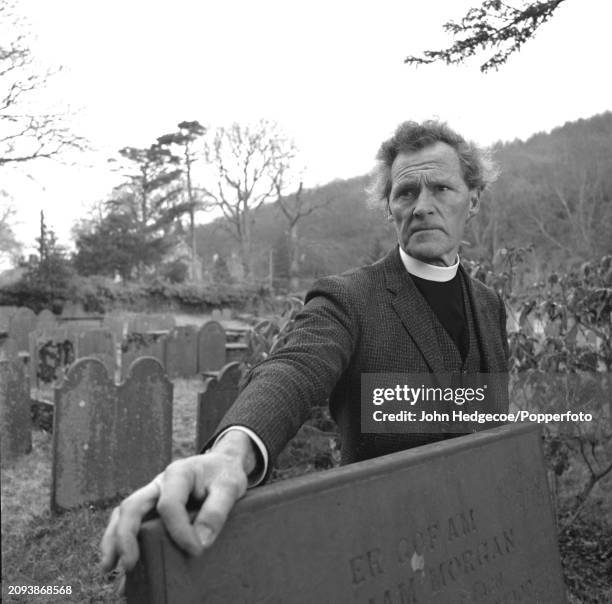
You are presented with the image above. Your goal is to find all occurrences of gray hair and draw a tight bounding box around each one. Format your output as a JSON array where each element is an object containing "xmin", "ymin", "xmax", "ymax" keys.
[{"xmin": 368, "ymin": 120, "xmax": 499, "ymax": 210}]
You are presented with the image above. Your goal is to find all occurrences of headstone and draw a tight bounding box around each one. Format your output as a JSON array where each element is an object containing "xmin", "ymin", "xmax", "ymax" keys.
[
  {"xmin": 9, "ymin": 307, "xmax": 37, "ymax": 352},
  {"xmin": 117, "ymin": 357, "xmax": 173, "ymax": 492},
  {"xmin": 77, "ymin": 328, "xmax": 116, "ymax": 376},
  {"xmin": 29, "ymin": 328, "xmax": 77, "ymax": 384},
  {"xmin": 221, "ymin": 308, "xmax": 232, "ymax": 320},
  {"xmin": 195, "ymin": 362, "xmax": 241, "ymax": 452},
  {"xmin": 52, "ymin": 356, "xmax": 173, "ymax": 511},
  {"xmin": 52, "ymin": 358, "xmax": 117, "ymax": 511},
  {"xmin": 121, "ymin": 333, "xmax": 166, "ymax": 379},
  {"xmin": 0, "ymin": 359, "xmax": 32, "ymax": 462},
  {"xmin": 37, "ymin": 309, "xmax": 57, "ymax": 331},
  {"xmin": 103, "ymin": 313, "xmax": 127, "ymax": 342},
  {"xmin": 197, "ymin": 321, "xmax": 226, "ymax": 373},
  {"xmin": 211, "ymin": 309, "xmax": 222, "ymax": 320},
  {"xmin": 0, "ymin": 305, "xmax": 18, "ymax": 334},
  {"xmin": 126, "ymin": 424, "xmax": 567, "ymax": 604},
  {"xmin": 165, "ymin": 326, "xmax": 198, "ymax": 378},
  {"xmin": 225, "ymin": 342, "xmax": 248, "ymax": 364}
]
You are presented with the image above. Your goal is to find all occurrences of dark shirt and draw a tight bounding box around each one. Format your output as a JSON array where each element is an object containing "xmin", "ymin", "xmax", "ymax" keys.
[{"xmin": 411, "ymin": 272, "xmax": 468, "ymax": 360}]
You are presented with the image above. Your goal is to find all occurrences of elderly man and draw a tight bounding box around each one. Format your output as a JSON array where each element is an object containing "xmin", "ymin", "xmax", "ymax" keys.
[{"xmin": 101, "ymin": 120, "xmax": 509, "ymax": 575}]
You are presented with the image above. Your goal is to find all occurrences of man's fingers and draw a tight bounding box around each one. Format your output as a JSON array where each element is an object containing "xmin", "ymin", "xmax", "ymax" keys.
[
  {"xmin": 110, "ymin": 479, "xmax": 161, "ymax": 572},
  {"xmin": 156, "ymin": 465, "xmax": 203, "ymax": 556},
  {"xmin": 193, "ymin": 476, "xmax": 247, "ymax": 548},
  {"xmin": 100, "ymin": 506, "xmax": 121, "ymax": 573}
]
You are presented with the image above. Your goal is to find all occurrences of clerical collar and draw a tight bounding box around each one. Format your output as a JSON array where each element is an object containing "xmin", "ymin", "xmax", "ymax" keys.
[{"xmin": 399, "ymin": 247, "xmax": 459, "ymax": 282}]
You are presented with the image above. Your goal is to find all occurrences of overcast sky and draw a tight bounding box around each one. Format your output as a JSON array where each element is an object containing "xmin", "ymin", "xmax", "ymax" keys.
[{"xmin": 3, "ymin": 0, "xmax": 611, "ymax": 259}]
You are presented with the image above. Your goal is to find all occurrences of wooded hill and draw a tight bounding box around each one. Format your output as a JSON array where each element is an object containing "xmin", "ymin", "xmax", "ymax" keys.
[{"xmin": 195, "ymin": 112, "xmax": 612, "ymax": 288}]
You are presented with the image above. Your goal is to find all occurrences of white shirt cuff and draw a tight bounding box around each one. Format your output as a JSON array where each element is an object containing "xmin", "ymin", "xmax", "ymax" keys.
[{"xmin": 212, "ymin": 426, "xmax": 269, "ymax": 487}]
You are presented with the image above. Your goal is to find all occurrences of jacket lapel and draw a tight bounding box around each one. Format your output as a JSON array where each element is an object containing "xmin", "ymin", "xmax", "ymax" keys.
[{"xmin": 383, "ymin": 247, "xmax": 446, "ymax": 374}]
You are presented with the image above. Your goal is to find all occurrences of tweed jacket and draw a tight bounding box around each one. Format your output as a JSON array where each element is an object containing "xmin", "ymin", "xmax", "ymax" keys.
[{"xmin": 212, "ymin": 246, "xmax": 509, "ymax": 480}]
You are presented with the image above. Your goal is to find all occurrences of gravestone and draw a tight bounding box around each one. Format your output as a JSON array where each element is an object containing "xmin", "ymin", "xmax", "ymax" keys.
[
  {"xmin": 37, "ymin": 309, "xmax": 57, "ymax": 331},
  {"xmin": 0, "ymin": 305, "xmax": 18, "ymax": 334},
  {"xmin": 126, "ymin": 423, "xmax": 566, "ymax": 604},
  {"xmin": 195, "ymin": 362, "xmax": 241, "ymax": 452},
  {"xmin": 9, "ymin": 307, "xmax": 37, "ymax": 352},
  {"xmin": 29, "ymin": 328, "xmax": 77, "ymax": 384},
  {"xmin": 165, "ymin": 326, "xmax": 198, "ymax": 378},
  {"xmin": 52, "ymin": 358, "xmax": 117, "ymax": 511},
  {"xmin": 121, "ymin": 333, "xmax": 167, "ymax": 379},
  {"xmin": 0, "ymin": 359, "xmax": 32, "ymax": 462},
  {"xmin": 197, "ymin": 321, "xmax": 226, "ymax": 374},
  {"xmin": 78, "ymin": 328, "xmax": 116, "ymax": 376},
  {"xmin": 103, "ymin": 313, "xmax": 127, "ymax": 341},
  {"xmin": 52, "ymin": 356, "xmax": 173, "ymax": 511},
  {"xmin": 117, "ymin": 357, "xmax": 173, "ymax": 492}
]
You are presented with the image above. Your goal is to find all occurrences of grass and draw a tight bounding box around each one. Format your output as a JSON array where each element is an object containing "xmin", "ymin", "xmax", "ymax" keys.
[{"xmin": 2, "ymin": 378, "xmax": 611, "ymax": 603}]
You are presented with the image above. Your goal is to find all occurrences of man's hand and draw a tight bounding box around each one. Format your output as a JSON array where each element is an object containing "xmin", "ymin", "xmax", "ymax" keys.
[{"xmin": 100, "ymin": 430, "xmax": 257, "ymax": 578}]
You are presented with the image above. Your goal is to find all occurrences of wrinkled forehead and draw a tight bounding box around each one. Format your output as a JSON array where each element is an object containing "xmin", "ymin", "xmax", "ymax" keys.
[{"xmin": 390, "ymin": 142, "xmax": 464, "ymax": 184}]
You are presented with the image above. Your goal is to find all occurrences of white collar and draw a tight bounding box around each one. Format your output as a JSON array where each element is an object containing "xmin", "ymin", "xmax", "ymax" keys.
[{"xmin": 399, "ymin": 247, "xmax": 459, "ymax": 282}]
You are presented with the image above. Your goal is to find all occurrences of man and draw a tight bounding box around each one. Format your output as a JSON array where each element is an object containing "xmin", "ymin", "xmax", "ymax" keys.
[{"xmin": 101, "ymin": 120, "xmax": 509, "ymax": 578}]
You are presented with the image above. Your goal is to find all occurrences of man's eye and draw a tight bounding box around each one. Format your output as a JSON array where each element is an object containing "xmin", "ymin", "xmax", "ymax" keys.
[{"xmin": 435, "ymin": 185, "xmax": 450, "ymax": 192}]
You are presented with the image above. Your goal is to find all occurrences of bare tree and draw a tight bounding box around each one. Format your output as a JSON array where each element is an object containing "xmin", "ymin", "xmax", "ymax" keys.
[
  {"xmin": 201, "ymin": 120, "xmax": 296, "ymax": 278},
  {"xmin": 405, "ymin": 0, "xmax": 568, "ymax": 72},
  {"xmin": 0, "ymin": 0, "xmax": 85, "ymax": 167},
  {"xmin": 275, "ymin": 179, "xmax": 335, "ymax": 291}
]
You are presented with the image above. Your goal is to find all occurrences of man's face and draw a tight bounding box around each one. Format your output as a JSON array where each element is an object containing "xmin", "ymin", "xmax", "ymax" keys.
[{"xmin": 388, "ymin": 142, "xmax": 479, "ymax": 267}]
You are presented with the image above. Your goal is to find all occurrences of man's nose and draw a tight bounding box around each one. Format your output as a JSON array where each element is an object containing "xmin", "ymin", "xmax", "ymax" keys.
[{"xmin": 412, "ymin": 188, "xmax": 435, "ymax": 217}]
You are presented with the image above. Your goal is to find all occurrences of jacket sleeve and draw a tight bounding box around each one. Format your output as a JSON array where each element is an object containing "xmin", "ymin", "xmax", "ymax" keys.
[{"xmin": 202, "ymin": 275, "xmax": 359, "ymax": 482}]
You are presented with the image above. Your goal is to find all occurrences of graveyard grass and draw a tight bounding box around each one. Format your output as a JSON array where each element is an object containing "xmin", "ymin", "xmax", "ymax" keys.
[{"xmin": 2, "ymin": 379, "xmax": 611, "ymax": 603}]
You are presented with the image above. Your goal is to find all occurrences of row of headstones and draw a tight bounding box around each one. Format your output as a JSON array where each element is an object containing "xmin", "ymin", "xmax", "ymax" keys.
[
  {"xmin": 0, "ymin": 356, "xmax": 241, "ymax": 512},
  {"xmin": 28, "ymin": 320, "xmax": 231, "ymax": 385},
  {"xmin": 0, "ymin": 306, "xmax": 177, "ymax": 360}
]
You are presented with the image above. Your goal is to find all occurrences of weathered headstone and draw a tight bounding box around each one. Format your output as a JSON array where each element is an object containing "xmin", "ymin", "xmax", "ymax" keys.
[
  {"xmin": 37, "ymin": 309, "xmax": 57, "ymax": 331},
  {"xmin": 121, "ymin": 333, "xmax": 167, "ymax": 379},
  {"xmin": 77, "ymin": 328, "xmax": 116, "ymax": 376},
  {"xmin": 165, "ymin": 326, "xmax": 198, "ymax": 378},
  {"xmin": 126, "ymin": 424, "xmax": 567, "ymax": 604},
  {"xmin": 195, "ymin": 362, "xmax": 241, "ymax": 452},
  {"xmin": 52, "ymin": 356, "xmax": 173, "ymax": 511},
  {"xmin": 9, "ymin": 307, "xmax": 37, "ymax": 352},
  {"xmin": 29, "ymin": 328, "xmax": 77, "ymax": 384},
  {"xmin": 197, "ymin": 321, "xmax": 226, "ymax": 374},
  {"xmin": 0, "ymin": 359, "xmax": 32, "ymax": 462},
  {"xmin": 117, "ymin": 357, "xmax": 173, "ymax": 492},
  {"xmin": 52, "ymin": 358, "xmax": 117, "ymax": 511},
  {"xmin": 103, "ymin": 313, "xmax": 127, "ymax": 341},
  {"xmin": 0, "ymin": 305, "xmax": 18, "ymax": 334}
]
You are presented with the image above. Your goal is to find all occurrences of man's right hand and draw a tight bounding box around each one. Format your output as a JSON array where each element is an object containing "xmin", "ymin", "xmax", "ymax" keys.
[{"xmin": 100, "ymin": 430, "xmax": 257, "ymax": 576}]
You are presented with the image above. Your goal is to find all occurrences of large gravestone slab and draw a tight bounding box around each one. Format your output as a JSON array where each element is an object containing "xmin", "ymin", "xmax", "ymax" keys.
[
  {"xmin": 165, "ymin": 326, "xmax": 198, "ymax": 378},
  {"xmin": 0, "ymin": 359, "xmax": 32, "ymax": 462},
  {"xmin": 121, "ymin": 333, "xmax": 167, "ymax": 379},
  {"xmin": 52, "ymin": 357, "xmax": 173, "ymax": 511},
  {"xmin": 197, "ymin": 321, "xmax": 226, "ymax": 374},
  {"xmin": 195, "ymin": 362, "xmax": 241, "ymax": 452},
  {"xmin": 126, "ymin": 424, "xmax": 566, "ymax": 604},
  {"xmin": 0, "ymin": 305, "xmax": 18, "ymax": 333},
  {"xmin": 37, "ymin": 309, "xmax": 57, "ymax": 331},
  {"xmin": 9, "ymin": 307, "xmax": 37, "ymax": 352},
  {"xmin": 117, "ymin": 357, "xmax": 173, "ymax": 491},
  {"xmin": 52, "ymin": 358, "xmax": 117, "ymax": 511},
  {"xmin": 78, "ymin": 328, "xmax": 116, "ymax": 376},
  {"xmin": 29, "ymin": 328, "xmax": 77, "ymax": 384}
]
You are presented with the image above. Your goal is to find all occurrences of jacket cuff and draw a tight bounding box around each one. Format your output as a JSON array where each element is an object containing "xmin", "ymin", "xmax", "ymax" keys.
[{"xmin": 211, "ymin": 426, "xmax": 269, "ymax": 487}]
